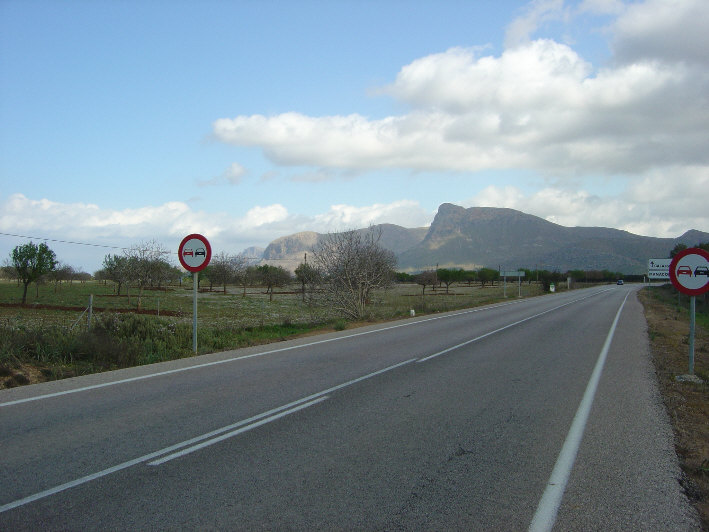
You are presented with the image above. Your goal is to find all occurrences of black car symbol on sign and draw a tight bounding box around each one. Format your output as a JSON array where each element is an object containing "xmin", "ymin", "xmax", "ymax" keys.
[
  {"xmin": 695, "ymin": 266, "xmax": 709, "ymax": 277},
  {"xmin": 195, "ymin": 248, "xmax": 206, "ymax": 257}
]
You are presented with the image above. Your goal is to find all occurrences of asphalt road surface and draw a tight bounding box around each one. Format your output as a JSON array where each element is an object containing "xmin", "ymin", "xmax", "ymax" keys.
[{"xmin": 0, "ymin": 285, "xmax": 699, "ymax": 530}]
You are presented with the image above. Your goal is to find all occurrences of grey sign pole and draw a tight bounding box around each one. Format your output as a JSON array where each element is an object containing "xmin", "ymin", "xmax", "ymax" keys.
[
  {"xmin": 193, "ymin": 271, "xmax": 199, "ymax": 354},
  {"xmin": 689, "ymin": 296, "xmax": 695, "ymax": 374}
]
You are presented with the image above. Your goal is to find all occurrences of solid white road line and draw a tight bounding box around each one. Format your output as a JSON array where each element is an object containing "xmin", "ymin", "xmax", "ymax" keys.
[{"xmin": 528, "ymin": 292, "xmax": 630, "ymax": 532}]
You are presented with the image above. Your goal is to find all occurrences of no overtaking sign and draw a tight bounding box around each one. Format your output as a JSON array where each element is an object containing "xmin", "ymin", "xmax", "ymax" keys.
[
  {"xmin": 179, "ymin": 234, "xmax": 212, "ymax": 273},
  {"xmin": 669, "ymin": 247, "xmax": 709, "ymax": 296}
]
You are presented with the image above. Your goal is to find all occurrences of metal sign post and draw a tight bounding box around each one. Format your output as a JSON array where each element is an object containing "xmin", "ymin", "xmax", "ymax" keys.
[
  {"xmin": 501, "ymin": 271, "xmax": 525, "ymax": 298},
  {"xmin": 669, "ymin": 248, "xmax": 709, "ymax": 375},
  {"xmin": 178, "ymin": 234, "xmax": 212, "ymax": 354}
]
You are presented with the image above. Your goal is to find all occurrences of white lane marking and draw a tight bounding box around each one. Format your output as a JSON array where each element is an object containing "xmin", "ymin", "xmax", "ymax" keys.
[
  {"xmin": 0, "ymin": 358, "xmax": 416, "ymax": 512},
  {"xmin": 0, "ymin": 301, "xmax": 526, "ymax": 408},
  {"xmin": 148, "ymin": 397, "xmax": 328, "ymax": 466},
  {"xmin": 417, "ymin": 289, "xmax": 610, "ymax": 363},
  {"xmin": 528, "ymin": 292, "xmax": 629, "ymax": 532}
]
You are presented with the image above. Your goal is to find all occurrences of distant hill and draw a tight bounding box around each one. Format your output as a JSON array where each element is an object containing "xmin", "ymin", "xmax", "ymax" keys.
[
  {"xmin": 259, "ymin": 226, "xmax": 428, "ymax": 272},
  {"xmin": 258, "ymin": 203, "xmax": 709, "ymax": 274}
]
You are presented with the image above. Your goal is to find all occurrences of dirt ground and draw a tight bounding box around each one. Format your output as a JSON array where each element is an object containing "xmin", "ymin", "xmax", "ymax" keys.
[{"xmin": 639, "ymin": 288, "xmax": 709, "ymax": 530}]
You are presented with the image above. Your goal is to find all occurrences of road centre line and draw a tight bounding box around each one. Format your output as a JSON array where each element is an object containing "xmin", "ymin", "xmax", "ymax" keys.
[
  {"xmin": 0, "ymin": 300, "xmax": 526, "ymax": 408},
  {"xmin": 147, "ymin": 397, "xmax": 329, "ymax": 466},
  {"xmin": 417, "ymin": 289, "xmax": 612, "ymax": 363},
  {"xmin": 0, "ymin": 358, "xmax": 416, "ymax": 513},
  {"xmin": 528, "ymin": 292, "xmax": 630, "ymax": 532}
]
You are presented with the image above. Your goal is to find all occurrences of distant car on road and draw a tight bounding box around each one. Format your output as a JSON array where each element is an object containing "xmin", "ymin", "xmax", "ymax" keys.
[
  {"xmin": 617, "ymin": 279, "xmax": 624, "ymax": 285},
  {"xmin": 677, "ymin": 266, "xmax": 693, "ymax": 276},
  {"xmin": 695, "ymin": 266, "xmax": 709, "ymax": 277}
]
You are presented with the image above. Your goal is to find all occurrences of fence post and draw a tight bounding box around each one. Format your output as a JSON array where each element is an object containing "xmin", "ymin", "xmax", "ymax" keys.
[{"xmin": 88, "ymin": 294, "xmax": 93, "ymax": 332}]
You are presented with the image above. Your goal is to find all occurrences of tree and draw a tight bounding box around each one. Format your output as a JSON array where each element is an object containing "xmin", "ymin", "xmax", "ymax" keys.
[
  {"xmin": 208, "ymin": 252, "xmax": 248, "ymax": 293},
  {"xmin": 670, "ymin": 243, "xmax": 688, "ymax": 258},
  {"xmin": 477, "ymin": 267, "xmax": 499, "ymax": 287},
  {"xmin": 256, "ymin": 264, "xmax": 291, "ymax": 302},
  {"xmin": 437, "ymin": 268, "xmax": 464, "ymax": 294},
  {"xmin": 11, "ymin": 242, "xmax": 57, "ymax": 304},
  {"xmin": 414, "ymin": 270, "xmax": 438, "ymax": 296},
  {"xmin": 123, "ymin": 240, "xmax": 171, "ymax": 310},
  {"xmin": 99, "ymin": 254, "xmax": 130, "ymax": 295},
  {"xmin": 312, "ymin": 228, "xmax": 396, "ymax": 320},
  {"xmin": 234, "ymin": 265, "xmax": 258, "ymax": 297},
  {"xmin": 294, "ymin": 261, "xmax": 319, "ymax": 302}
]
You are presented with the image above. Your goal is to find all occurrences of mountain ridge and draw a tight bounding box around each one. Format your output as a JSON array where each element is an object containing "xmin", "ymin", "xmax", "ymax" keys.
[{"xmin": 253, "ymin": 203, "xmax": 709, "ymax": 274}]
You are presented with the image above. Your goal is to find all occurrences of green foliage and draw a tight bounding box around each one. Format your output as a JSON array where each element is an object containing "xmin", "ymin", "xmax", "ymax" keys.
[{"xmin": 10, "ymin": 242, "xmax": 57, "ymax": 303}]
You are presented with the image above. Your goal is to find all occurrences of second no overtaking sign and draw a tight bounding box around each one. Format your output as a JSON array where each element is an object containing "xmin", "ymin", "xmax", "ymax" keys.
[
  {"xmin": 669, "ymin": 247, "xmax": 709, "ymax": 376},
  {"xmin": 669, "ymin": 247, "xmax": 709, "ymax": 296}
]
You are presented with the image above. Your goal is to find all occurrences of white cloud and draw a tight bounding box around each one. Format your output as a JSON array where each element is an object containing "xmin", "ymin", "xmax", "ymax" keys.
[
  {"xmin": 0, "ymin": 194, "xmax": 433, "ymax": 271},
  {"xmin": 467, "ymin": 169, "xmax": 709, "ymax": 238},
  {"xmin": 213, "ymin": 1, "xmax": 709, "ymax": 180},
  {"xmin": 611, "ymin": 0, "xmax": 709, "ymax": 66},
  {"xmin": 504, "ymin": 0, "xmax": 566, "ymax": 49},
  {"xmin": 198, "ymin": 162, "xmax": 248, "ymax": 187},
  {"xmin": 313, "ymin": 200, "xmax": 432, "ymax": 232}
]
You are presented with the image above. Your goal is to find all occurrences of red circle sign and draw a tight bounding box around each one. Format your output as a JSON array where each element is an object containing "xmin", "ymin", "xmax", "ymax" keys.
[
  {"xmin": 669, "ymin": 247, "xmax": 709, "ymax": 296},
  {"xmin": 178, "ymin": 233, "xmax": 212, "ymax": 273}
]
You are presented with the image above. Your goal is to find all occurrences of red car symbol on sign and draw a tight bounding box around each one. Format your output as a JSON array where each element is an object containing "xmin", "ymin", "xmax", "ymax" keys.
[
  {"xmin": 677, "ymin": 266, "xmax": 693, "ymax": 276},
  {"xmin": 183, "ymin": 248, "xmax": 194, "ymax": 257}
]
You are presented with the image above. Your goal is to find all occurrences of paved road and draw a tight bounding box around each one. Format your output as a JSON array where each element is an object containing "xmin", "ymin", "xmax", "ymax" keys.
[{"xmin": 0, "ymin": 286, "xmax": 698, "ymax": 530}]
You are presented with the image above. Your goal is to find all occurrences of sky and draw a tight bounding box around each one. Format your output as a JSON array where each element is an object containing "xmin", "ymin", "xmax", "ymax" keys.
[{"xmin": 1, "ymin": 0, "xmax": 708, "ymax": 273}]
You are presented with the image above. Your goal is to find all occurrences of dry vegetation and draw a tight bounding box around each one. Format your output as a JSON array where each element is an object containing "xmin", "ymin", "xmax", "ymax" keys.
[{"xmin": 639, "ymin": 286, "xmax": 709, "ymax": 529}]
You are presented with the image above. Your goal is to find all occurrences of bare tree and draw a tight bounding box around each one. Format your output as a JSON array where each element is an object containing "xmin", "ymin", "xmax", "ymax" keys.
[
  {"xmin": 312, "ymin": 228, "xmax": 396, "ymax": 320},
  {"xmin": 234, "ymin": 264, "xmax": 258, "ymax": 297},
  {"xmin": 208, "ymin": 252, "xmax": 247, "ymax": 293},
  {"xmin": 414, "ymin": 270, "xmax": 438, "ymax": 296},
  {"xmin": 123, "ymin": 240, "xmax": 171, "ymax": 310}
]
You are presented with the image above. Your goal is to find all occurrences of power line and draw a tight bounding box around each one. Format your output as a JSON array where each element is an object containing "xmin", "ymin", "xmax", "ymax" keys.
[
  {"xmin": 0, "ymin": 230, "xmax": 280, "ymax": 262},
  {"xmin": 0, "ymin": 231, "xmax": 127, "ymax": 250}
]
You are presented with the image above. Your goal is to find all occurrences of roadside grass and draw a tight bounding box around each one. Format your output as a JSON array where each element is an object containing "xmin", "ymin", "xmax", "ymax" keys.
[
  {"xmin": 0, "ymin": 278, "xmax": 552, "ymax": 388},
  {"xmin": 639, "ymin": 285, "xmax": 709, "ymax": 529}
]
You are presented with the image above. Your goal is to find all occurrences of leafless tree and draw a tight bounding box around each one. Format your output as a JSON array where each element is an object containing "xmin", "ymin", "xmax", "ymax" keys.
[
  {"xmin": 207, "ymin": 252, "xmax": 248, "ymax": 293},
  {"xmin": 123, "ymin": 240, "xmax": 171, "ymax": 310},
  {"xmin": 294, "ymin": 261, "xmax": 320, "ymax": 302},
  {"xmin": 312, "ymin": 228, "xmax": 396, "ymax": 320},
  {"xmin": 414, "ymin": 270, "xmax": 438, "ymax": 296}
]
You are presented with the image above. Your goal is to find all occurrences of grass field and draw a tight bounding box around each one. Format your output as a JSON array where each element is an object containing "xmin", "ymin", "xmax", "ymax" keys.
[{"xmin": 0, "ymin": 278, "xmax": 547, "ymax": 386}]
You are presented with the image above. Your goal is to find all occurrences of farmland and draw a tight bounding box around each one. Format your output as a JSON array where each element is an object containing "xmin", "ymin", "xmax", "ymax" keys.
[{"xmin": 0, "ymin": 278, "xmax": 545, "ymax": 387}]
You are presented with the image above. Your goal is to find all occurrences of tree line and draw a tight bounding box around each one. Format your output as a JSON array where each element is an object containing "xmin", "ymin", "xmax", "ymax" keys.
[{"xmin": 5, "ymin": 235, "xmax": 709, "ymax": 315}]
